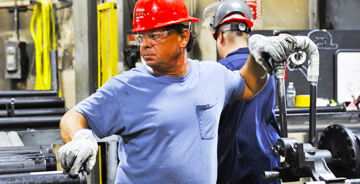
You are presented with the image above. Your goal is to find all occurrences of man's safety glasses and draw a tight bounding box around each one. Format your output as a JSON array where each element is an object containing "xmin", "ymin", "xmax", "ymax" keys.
[{"xmin": 136, "ymin": 30, "xmax": 175, "ymax": 45}]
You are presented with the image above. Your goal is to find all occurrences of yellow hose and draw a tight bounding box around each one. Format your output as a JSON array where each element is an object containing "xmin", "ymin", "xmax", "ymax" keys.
[{"xmin": 30, "ymin": 0, "xmax": 56, "ymax": 91}]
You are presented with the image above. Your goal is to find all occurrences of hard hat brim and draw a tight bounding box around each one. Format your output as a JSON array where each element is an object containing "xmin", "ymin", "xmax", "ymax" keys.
[{"xmin": 218, "ymin": 14, "xmax": 253, "ymax": 28}]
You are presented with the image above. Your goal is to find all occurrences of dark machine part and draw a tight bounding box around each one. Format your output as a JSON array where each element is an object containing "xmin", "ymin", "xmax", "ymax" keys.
[
  {"xmin": 273, "ymin": 61, "xmax": 288, "ymax": 137},
  {"xmin": 263, "ymin": 125, "xmax": 360, "ymax": 184},
  {"xmin": 50, "ymin": 50, "xmax": 59, "ymax": 94},
  {"xmin": 0, "ymin": 90, "xmax": 58, "ymax": 98},
  {"xmin": 0, "ymin": 158, "xmax": 57, "ymax": 174},
  {"xmin": 318, "ymin": 124, "xmax": 360, "ymax": 179},
  {"xmin": 0, "ymin": 115, "xmax": 62, "ymax": 128},
  {"xmin": 0, "ymin": 153, "xmax": 56, "ymax": 163},
  {"xmin": 0, "ymin": 97, "xmax": 65, "ymax": 109},
  {"xmin": 0, "ymin": 170, "xmax": 87, "ymax": 184},
  {"xmin": 264, "ymin": 137, "xmax": 343, "ymax": 182},
  {"xmin": 0, "ymin": 108, "xmax": 67, "ymax": 117},
  {"xmin": 0, "ymin": 145, "xmax": 53, "ymax": 155},
  {"xmin": 308, "ymin": 83, "xmax": 318, "ymax": 145},
  {"xmin": 124, "ymin": 32, "xmax": 140, "ymax": 69}
]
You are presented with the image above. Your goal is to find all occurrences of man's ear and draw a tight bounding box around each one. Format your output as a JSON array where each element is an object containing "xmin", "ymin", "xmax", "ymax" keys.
[
  {"xmin": 180, "ymin": 29, "xmax": 190, "ymax": 48},
  {"xmin": 218, "ymin": 31, "xmax": 225, "ymax": 44}
]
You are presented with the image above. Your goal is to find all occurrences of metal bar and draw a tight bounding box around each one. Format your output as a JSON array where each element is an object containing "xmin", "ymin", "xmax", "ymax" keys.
[
  {"xmin": 0, "ymin": 153, "xmax": 56, "ymax": 163},
  {"xmin": 88, "ymin": 0, "xmax": 98, "ymax": 95},
  {"xmin": 274, "ymin": 105, "xmax": 345, "ymax": 114},
  {"xmin": 0, "ymin": 160, "xmax": 47, "ymax": 174},
  {"xmin": 0, "ymin": 145, "xmax": 53, "ymax": 152},
  {"xmin": 50, "ymin": 50, "xmax": 59, "ymax": 93},
  {"xmin": 0, "ymin": 145, "xmax": 53, "ymax": 155},
  {"xmin": 14, "ymin": 0, "xmax": 19, "ymax": 40},
  {"xmin": 0, "ymin": 108, "xmax": 67, "ymax": 117},
  {"xmin": 0, "ymin": 171, "xmax": 87, "ymax": 184},
  {"xmin": 0, "ymin": 90, "xmax": 58, "ymax": 98},
  {"xmin": 309, "ymin": 83, "xmax": 318, "ymax": 145},
  {"xmin": 0, "ymin": 116, "xmax": 62, "ymax": 128},
  {"xmin": 0, "ymin": 157, "xmax": 56, "ymax": 174},
  {"xmin": 274, "ymin": 62, "xmax": 288, "ymax": 137},
  {"xmin": 0, "ymin": 98, "xmax": 65, "ymax": 109}
]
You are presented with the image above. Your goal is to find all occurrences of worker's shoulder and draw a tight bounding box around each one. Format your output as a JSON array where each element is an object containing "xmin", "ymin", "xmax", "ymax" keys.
[
  {"xmin": 106, "ymin": 65, "xmax": 149, "ymax": 85},
  {"xmin": 189, "ymin": 58, "xmax": 225, "ymax": 69}
]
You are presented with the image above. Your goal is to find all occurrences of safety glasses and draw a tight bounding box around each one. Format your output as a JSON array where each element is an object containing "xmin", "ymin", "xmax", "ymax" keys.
[{"xmin": 136, "ymin": 30, "xmax": 175, "ymax": 45}]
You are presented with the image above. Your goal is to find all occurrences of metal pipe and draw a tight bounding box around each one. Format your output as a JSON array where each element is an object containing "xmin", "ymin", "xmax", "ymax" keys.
[
  {"xmin": 0, "ymin": 145, "xmax": 53, "ymax": 153},
  {"xmin": 14, "ymin": 0, "xmax": 19, "ymax": 40},
  {"xmin": 0, "ymin": 90, "xmax": 58, "ymax": 98},
  {"xmin": 50, "ymin": 50, "xmax": 59, "ymax": 93},
  {"xmin": 309, "ymin": 83, "xmax": 317, "ymax": 145},
  {"xmin": 0, "ymin": 171, "xmax": 87, "ymax": 184},
  {"xmin": 0, "ymin": 108, "xmax": 67, "ymax": 117},
  {"xmin": 0, "ymin": 98, "xmax": 65, "ymax": 109},
  {"xmin": 274, "ymin": 105, "xmax": 345, "ymax": 114},
  {"xmin": 0, "ymin": 145, "xmax": 53, "ymax": 155},
  {"xmin": 0, "ymin": 116, "xmax": 62, "ymax": 128},
  {"xmin": 274, "ymin": 62, "xmax": 288, "ymax": 137},
  {"xmin": 0, "ymin": 153, "xmax": 56, "ymax": 163},
  {"xmin": 0, "ymin": 157, "xmax": 57, "ymax": 174}
]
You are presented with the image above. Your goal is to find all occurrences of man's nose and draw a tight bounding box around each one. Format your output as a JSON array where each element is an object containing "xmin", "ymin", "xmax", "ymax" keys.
[{"xmin": 140, "ymin": 37, "xmax": 152, "ymax": 48}]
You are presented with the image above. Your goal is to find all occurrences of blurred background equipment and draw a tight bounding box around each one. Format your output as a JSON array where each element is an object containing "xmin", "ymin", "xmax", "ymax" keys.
[{"xmin": 4, "ymin": 0, "xmax": 28, "ymax": 79}]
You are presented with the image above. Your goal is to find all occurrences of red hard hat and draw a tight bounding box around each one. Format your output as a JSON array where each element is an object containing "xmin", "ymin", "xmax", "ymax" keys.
[
  {"xmin": 133, "ymin": 0, "xmax": 200, "ymax": 32},
  {"xmin": 218, "ymin": 13, "xmax": 253, "ymax": 28}
]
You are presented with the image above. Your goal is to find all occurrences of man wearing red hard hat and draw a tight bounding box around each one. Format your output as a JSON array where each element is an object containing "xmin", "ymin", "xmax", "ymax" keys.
[
  {"xmin": 208, "ymin": 0, "xmax": 281, "ymax": 184},
  {"xmin": 58, "ymin": 0, "xmax": 300, "ymax": 183}
]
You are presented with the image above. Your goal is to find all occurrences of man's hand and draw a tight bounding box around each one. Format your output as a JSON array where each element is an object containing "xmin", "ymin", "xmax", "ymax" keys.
[
  {"xmin": 248, "ymin": 34, "xmax": 298, "ymax": 73},
  {"xmin": 58, "ymin": 129, "xmax": 98, "ymax": 177}
]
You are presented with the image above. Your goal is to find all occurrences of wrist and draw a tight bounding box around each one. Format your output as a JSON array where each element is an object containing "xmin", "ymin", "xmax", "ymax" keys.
[{"xmin": 73, "ymin": 128, "xmax": 96, "ymax": 141}]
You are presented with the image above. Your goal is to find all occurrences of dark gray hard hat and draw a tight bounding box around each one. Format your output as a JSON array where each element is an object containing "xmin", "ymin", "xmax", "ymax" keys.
[{"xmin": 210, "ymin": 0, "xmax": 254, "ymax": 29}]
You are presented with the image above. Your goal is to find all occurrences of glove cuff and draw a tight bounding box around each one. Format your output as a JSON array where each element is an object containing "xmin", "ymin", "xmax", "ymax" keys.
[{"xmin": 73, "ymin": 128, "xmax": 96, "ymax": 141}]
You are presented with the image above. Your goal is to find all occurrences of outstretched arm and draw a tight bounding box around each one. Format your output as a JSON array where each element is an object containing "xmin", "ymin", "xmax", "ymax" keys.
[
  {"xmin": 237, "ymin": 55, "xmax": 268, "ymax": 100},
  {"xmin": 236, "ymin": 34, "xmax": 298, "ymax": 100}
]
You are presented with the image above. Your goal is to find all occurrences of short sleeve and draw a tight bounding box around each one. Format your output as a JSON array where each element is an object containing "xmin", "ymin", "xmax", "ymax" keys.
[
  {"xmin": 223, "ymin": 70, "xmax": 245, "ymax": 104},
  {"xmin": 73, "ymin": 78, "xmax": 125, "ymax": 138}
]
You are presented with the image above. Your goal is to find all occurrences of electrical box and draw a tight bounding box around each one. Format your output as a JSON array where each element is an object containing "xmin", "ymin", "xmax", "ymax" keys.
[{"xmin": 4, "ymin": 40, "xmax": 28, "ymax": 79}]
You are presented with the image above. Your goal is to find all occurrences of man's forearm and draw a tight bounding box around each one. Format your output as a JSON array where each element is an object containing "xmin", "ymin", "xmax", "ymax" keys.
[
  {"xmin": 60, "ymin": 109, "xmax": 89, "ymax": 143},
  {"xmin": 239, "ymin": 55, "xmax": 269, "ymax": 100}
]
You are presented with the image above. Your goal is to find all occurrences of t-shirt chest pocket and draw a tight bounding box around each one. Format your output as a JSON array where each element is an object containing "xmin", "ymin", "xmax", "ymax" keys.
[{"xmin": 196, "ymin": 97, "xmax": 220, "ymax": 140}]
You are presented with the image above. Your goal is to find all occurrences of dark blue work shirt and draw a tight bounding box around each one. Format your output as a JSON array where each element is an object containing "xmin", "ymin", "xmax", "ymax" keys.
[{"xmin": 217, "ymin": 47, "xmax": 281, "ymax": 184}]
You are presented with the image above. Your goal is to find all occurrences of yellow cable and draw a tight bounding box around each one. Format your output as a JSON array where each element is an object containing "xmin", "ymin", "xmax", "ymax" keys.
[
  {"xmin": 42, "ymin": 1, "xmax": 51, "ymax": 89},
  {"xmin": 31, "ymin": 3, "xmax": 43, "ymax": 90},
  {"xmin": 50, "ymin": 4, "xmax": 56, "ymax": 50},
  {"xmin": 98, "ymin": 145, "xmax": 102, "ymax": 184},
  {"xmin": 30, "ymin": 0, "xmax": 56, "ymax": 90}
]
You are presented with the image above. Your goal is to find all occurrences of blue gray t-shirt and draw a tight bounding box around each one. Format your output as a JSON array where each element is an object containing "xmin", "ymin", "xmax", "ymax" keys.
[{"xmin": 74, "ymin": 59, "xmax": 245, "ymax": 184}]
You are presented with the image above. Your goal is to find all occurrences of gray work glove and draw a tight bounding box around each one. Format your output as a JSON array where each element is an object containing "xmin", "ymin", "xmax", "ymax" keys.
[
  {"xmin": 58, "ymin": 129, "xmax": 98, "ymax": 177},
  {"xmin": 249, "ymin": 34, "xmax": 298, "ymax": 73}
]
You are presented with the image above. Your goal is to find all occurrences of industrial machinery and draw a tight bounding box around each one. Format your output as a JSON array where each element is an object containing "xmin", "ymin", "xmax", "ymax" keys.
[
  {"xmin": 0, "ymin": 145, "xmax": 87, "ymax": 184},
  {"xmin": 263, "ymin": 35, "xmax": 360, "ymax": 184}
]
